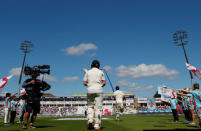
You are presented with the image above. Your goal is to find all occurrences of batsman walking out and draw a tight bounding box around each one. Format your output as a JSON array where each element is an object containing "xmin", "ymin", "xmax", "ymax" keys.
[
  {"xmin": 114, "ymin": 86, "xmax": 125, "ymax": 121},
  {"xmin": 83, "ymin": 60, "xmax": 106, "ymax": 130}
]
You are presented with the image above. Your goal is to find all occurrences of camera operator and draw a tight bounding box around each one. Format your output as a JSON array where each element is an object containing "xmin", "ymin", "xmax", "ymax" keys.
[{"xmin": 22, "ymin": 72, "xmax": 51, "ymax": 129}]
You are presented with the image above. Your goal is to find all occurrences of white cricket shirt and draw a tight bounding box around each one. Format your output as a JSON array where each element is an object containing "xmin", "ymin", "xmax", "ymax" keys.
[
  {"xmin": 83, "ymin": 68, "xmax": 105, "ymax": 94},
  {"xmin": 114, "ymin": 90, "xmax": 124, "ymax": 103}
]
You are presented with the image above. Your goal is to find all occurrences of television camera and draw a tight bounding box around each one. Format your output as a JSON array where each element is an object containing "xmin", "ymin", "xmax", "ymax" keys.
[{"xmin": 24, "ymin": 65, "xmax": 50, "ymax": 77}]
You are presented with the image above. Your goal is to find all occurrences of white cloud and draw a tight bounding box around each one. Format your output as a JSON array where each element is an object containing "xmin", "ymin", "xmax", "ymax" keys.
[
  {"xmin": 117, "ymin": 80, "xmax": 153, "ymax": 91},
  {"xmin": 117, "ymin": 80, "xmax": 136, "ymax": 88},
  {"xmin": 103, "ymin": 65, "xmax": 112, "ymax": 73},
  {"xmin": 63, "ymin": 43, "xmax": 98, "ymax": 56},
  {"xmin": 116, "ymin": 64, "xmax": 179, "ymax": 80},
  {"xmin": 133, "ymin": 85, "xmax": 153, "ymax": 91},
  {"xmin": 62, "ymin": 76, "xmax": 79, "ymax": 82},
  {"xmin": 167, "ymin": 76, "xmax": 177, "ymax": 80},
  {"xmin": 39, "ymin": 75, "xmax": 57, "ymax": 82},
  {"xmin": 9, "ymin": 68, "xmax": 22, "ymax": 76}
]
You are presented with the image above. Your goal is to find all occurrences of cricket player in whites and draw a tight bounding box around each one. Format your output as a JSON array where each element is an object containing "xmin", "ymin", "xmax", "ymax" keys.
[
  {"xmin": 83, "ymin": 60, "xmax": 106, "ymax": 130},
  {"xmin": 114, "ymin": 86, "xmax": 125, "ymax": 121}
]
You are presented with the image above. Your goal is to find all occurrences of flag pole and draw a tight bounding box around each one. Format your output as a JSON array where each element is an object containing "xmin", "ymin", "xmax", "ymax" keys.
[
  {"xmin": 18, "ymin": 53, "xmax": 27, "ymax": 96},
  {"xmin": 181, "ymin": 44, "xmax": 194, "ymax": 87},
  {"xmin": 103, "ymin": 69, "xmax": 114, "ymax": 92}
]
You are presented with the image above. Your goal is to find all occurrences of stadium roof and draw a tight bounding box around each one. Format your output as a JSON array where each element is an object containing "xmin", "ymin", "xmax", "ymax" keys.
[{"xmin": 42, "ymin": 93, "xmax": 56, "ymax": 97}]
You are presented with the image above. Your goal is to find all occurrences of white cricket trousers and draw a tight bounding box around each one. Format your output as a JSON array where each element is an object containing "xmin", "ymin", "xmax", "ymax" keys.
[
  {"xmin": 4, "ymin": 108, "xmax": 10, "ymax": 124},
  {"xmin": 116, "ymin": 101, "xmax": 124, "ymax": 119},
  {"xmin": 87, "ymin": 93, "xmax": 103, "ymax": 128}
]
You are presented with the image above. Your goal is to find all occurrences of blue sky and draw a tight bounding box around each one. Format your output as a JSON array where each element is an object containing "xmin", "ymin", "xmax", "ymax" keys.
[{"xmin": 0, "ymin": 0, "xmax": 201, "ymax": 97}]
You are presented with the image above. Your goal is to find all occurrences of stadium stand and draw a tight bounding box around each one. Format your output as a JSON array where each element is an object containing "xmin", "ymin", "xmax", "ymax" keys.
[{"xmin": 0, "ymin": 94, "xmax": 173, "ymax": 117}]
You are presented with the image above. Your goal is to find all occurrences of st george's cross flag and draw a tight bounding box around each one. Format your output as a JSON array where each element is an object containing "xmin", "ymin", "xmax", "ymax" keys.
[
  {"xmin": 186, "ymin": 63, "xmax": 201, "ymax": 80},
  {"xmin": 0, "ymin": 75, "xmax": 13, "ymax": 93}
]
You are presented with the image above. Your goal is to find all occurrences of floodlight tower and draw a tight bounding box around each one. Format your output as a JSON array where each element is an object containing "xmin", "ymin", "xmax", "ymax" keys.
[
  {"xmin": 173, "ymin": 30, "xmax": 194, "ymax": 86},
  {"xmin": 18, "ymin": 40, "xmax": 33, "ymax": 95}
]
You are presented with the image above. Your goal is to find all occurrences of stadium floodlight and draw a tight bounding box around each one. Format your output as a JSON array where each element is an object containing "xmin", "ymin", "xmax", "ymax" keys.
[
  {"xmin": 18, "ymin": 40, "xmax": 34, "ymax": 96},
  {"xmin": 173, "ymin": 30, "xmax": 194, "ymax": 86}
]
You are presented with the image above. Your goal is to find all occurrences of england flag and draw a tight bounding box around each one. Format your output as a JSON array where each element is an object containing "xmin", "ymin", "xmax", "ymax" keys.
[
  {"xmin": 0, "ymin": 75, "xmax": 13, "ymax": 93},
  {"xmin": 186, "ymin": 63, "xmax": 201, "ymax": 80}
]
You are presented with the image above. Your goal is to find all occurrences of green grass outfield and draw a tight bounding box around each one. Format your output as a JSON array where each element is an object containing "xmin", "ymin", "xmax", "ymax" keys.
[{"xmin": 0, "ymin": 115, "xmax": 201, "ymax": 131}]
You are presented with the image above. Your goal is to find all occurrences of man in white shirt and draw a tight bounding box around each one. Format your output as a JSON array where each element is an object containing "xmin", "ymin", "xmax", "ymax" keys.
[
  {"xmin": 113, "ymin": 86, "xmax": 125, "ymax": 121},
  {"xmin": 83, "ymin": 60, "xmax": 106, "ymax": 130}
]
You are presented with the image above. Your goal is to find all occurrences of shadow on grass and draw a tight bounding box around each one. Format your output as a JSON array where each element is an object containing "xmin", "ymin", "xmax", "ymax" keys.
[
  {"xmin": 115, "ymin": 120, "xmax": 123, "ymax": 122},
  {"xmin": 144, "ymin": 129, "xmax": 201, "ymax": 131},
  {"xmin": 35, "ymin": 125, "xmax": 56, "ymax": 128},
  {"xmin": 7, "ymin": 130, "xmax": 21, "ymax": 131},
  {"xmin": 153, "ymin": 125, "xmax": 167, "ymax": 127}
]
